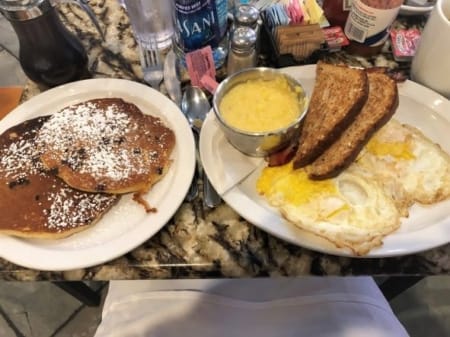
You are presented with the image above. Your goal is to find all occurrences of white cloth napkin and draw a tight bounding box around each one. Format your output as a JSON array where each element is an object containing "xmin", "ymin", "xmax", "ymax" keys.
[
  {"xmin": 94, "ymin": 278, "xmax": 410, "ymax": 337},
  {"xmin": 200, "ymin": 113, "xmax": 263, "ymax": 195}
]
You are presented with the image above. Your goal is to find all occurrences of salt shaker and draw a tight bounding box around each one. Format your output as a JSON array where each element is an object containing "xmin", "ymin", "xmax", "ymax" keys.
[
  {"xmin": 234, "ymin": 4, "xmax": 259, "ymax": 29},
  {"xmin": 227, "ymin": 26, "xmax": 257, "ymax": 75},
  {"xmin": 233, "ymin": 4, "xmax": 260, "ymax": 53}
]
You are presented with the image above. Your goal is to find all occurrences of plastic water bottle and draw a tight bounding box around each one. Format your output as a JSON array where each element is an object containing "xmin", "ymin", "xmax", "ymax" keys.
[{"xmin": 172, "ymin": 0, "xmax": 229, "ymax": 68}]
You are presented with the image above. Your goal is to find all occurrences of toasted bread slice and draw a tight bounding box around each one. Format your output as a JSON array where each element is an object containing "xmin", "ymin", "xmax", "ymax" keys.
[
  {"xmin": 293, "ymin": 62, "xmax": 369, "ymax": 168},
  {"xmin": 308, "ymin": 73, "xmax": 398, "ymax": 179},
  {"xmin": 308, "ymin": 71, "xmax": 399, "ymax": 179}
]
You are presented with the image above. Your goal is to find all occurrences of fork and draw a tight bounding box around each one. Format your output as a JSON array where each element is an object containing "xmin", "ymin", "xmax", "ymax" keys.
[{"xmin": 139, "ymin": 40, "xmax": 163, "ymax": 90}]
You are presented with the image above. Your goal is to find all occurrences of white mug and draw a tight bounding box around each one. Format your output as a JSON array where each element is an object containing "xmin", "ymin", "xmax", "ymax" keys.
[{"xmin": 411, "ymin": 0, "xmax": 450, "ymax": 98}]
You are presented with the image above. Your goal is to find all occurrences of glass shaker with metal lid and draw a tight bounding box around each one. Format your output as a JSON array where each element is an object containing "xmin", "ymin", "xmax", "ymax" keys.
[
  {"xmin": 0, "ymin": 0, "xmax": 103, "ymax": 88},
  {"xmin": 226, "ymin": 26, "xmax": 257, "ymax": 75},
  {"xmin": 234, "ymin": 5, "xmax": 259, "ymax": 30},
  {"xmin": 233, "ymin": 4, "xmax": 260, "ymax": 53},
  {"xmin": 234, "ymin": 4, "xmax": 259, "ymax": 29}
]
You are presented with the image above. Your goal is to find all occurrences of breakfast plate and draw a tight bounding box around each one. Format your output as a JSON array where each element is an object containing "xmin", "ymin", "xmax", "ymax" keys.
[
  {"xmin": 200, "ymin": 64, "xmax": 450, "ymax": 258},
  {"xmin": 0, "ymin": 78, "xmax": 196, "ymax": 270}
]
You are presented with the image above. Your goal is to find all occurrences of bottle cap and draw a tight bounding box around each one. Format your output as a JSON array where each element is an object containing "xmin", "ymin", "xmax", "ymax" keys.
[
  {"xmin": 0, "ymin": 0, "xmax": 51, "ymax": 20},
  {"xmin": 234, "ymin": 4, "xmax": 259, "ymax": 29},
  {"xmin": 231, "ymin": 27, "xmax": 257, "ymax": 54}
]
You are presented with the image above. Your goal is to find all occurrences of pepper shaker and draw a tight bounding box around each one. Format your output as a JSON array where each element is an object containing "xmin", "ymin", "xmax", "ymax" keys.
[
  {"xmin": 234, "ymin": 4, "xmax": 259, "ymax": 29},
  {"xmin": 233, "ymin": 4, "xmax": 260, "ymax": 53},
  {"xmin": 227, "ymin": 26, "xmax": 257, "ymax": 75}
]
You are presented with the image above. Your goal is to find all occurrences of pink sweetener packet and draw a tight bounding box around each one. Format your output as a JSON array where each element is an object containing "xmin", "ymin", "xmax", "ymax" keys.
[
  {"xmin": 200, "ymin": 75, "xmax": 218, "ymax": 95},
  {"xmin": 186, "ymin": 46, "xmax": 216, "ymax": 88},
  {"xmin": 390, "ymin": 29, "xmax": 421, "ymax": 62}
]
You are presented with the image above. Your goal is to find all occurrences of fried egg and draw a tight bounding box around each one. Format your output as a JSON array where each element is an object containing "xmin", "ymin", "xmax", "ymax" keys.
[
  {"xmin": 257, "ymin": 162, "xmax": 401, "ymax": 255},
  {"xmin": 355, "ymin": 119, "xmax": 450, "ymax": 217},
  {"xmin": 256, "ymin": 119, "xmax": 450, "ymax": 255}
]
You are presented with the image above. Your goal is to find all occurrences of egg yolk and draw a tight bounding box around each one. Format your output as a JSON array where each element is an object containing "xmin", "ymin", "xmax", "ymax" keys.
[
  {"xmin": 257, "ymin": 162, "xmax": 337, "ymax": 206},
  {"xmin": 366, "ymin": 139, "xmax": 415, "ymax": 160}
]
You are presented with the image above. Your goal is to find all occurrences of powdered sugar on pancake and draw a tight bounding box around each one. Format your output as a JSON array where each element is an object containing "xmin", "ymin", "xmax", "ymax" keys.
[
  {"xmin": 0, "ymin": 117, "xmax": 118, "ymax": 237},
  {"xmin": 35, "ymin": 98, "xmax": 176, "ymax": 194},
  {"xmin": 46, "ymin": 187, "xmax": 116, "ymax": 231},
  {"xmin": 0, "ymin": 125, "xmax": 43, "ymax": 180},
  {"xmin": 37, "ymin": 101, "xmax": 141, "ymax": 181}
]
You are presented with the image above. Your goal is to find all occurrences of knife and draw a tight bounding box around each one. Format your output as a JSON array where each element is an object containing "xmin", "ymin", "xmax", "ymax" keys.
[{"xmin": 163, "ymin": 49, "xmax": 182, "ymax": 107}]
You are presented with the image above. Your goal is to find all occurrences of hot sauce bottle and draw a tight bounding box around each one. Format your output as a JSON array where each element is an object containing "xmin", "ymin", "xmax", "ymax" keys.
[
  {"xmin": 322, "ymin": 0, "xmax": 352, "ymax": 30},
  {"xmin": 344, "ymin": 0, "xmax": 404, "ymax": 56}
]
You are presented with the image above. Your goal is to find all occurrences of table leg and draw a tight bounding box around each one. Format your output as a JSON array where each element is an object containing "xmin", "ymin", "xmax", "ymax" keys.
[
  {"xmin": 379, "ymin": 276, "xmax": 424, "ymax": 301},
  {"xmin": 53, "ymin": 281, "xmax": 106, "ymax": 307}
]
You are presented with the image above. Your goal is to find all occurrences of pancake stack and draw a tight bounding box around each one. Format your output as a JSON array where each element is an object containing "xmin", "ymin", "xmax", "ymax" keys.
[
  {"xmin": 36, "ymin": 98, "xmax": 175, "ymax": 194},
  {"xmin": 0, "ymin": 98, "xmax": 176, "ymax": 239},
  {"xmin": 0, "ymin": 116, "xmax": 118, "ymax": 238}
]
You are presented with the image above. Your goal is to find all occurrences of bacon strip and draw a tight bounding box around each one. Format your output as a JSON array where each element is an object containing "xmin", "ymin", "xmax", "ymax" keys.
[{"xmin": 266, "ymin": 141, "xmax": 299, "ymax": 167}]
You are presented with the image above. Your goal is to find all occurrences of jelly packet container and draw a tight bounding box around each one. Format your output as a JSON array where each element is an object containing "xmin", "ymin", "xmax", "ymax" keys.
[{"xmin": 390, "ymin": 29, "xmax": 421, "ymax": 62}]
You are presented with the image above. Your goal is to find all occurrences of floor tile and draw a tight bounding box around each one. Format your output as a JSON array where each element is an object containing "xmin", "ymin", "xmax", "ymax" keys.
[
  {"xmin": 0, "ymin": 315, "xmax": 19, "ymax": 337},
  {"xmin": 0, "ymin": 15, "xmax": 27, "ymax": 87},
  {"xmin": 0, "ymin": 50, "xmax": 26, "ymax": 87},
  {"xmin": 54, "ymin": 288, "xmax": 107, "ymax": 337},
  {"xmin": 0, "ymin": 16, "xmax": 20, "ymax": 57},
  {"xmin": 3, "ymin": 313, "xmax": 32, "ymax": 337},
  {"xmin": 390, "ymin": 276, "xmax": 450, "ymax": 337},
  {"xmin": 0, "ymin": 282, "xmax": 83, "ymax": 337}
]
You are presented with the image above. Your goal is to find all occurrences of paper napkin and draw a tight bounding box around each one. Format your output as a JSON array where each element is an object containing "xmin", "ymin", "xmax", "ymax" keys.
[{"xmin": 200, "ymin": 114, "xmax": 263, "ymax": 196}]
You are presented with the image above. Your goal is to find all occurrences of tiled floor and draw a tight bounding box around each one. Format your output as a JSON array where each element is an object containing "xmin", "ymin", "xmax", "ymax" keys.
[
  {"xmin": 1, "ymin": 9, "xmax": 449, "ymax": 337},
  {"xmin": 0, "ymin": 282, "xmax": 106, "ymax": 337},
  {"xmin": 0, "ymin": 16, "xmax": 26, "ymax": 87}
]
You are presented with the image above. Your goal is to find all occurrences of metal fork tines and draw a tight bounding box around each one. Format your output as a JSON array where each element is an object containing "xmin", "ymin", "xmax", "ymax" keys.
[{"xmin": 139, "ymin": 42, "xmax": 163, "ymax": 90}]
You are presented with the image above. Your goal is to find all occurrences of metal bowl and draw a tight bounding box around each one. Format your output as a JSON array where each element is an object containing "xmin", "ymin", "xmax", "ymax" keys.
[{"xmin": 213, "ymin": 67, "xmax": 308, "ymax": 157}]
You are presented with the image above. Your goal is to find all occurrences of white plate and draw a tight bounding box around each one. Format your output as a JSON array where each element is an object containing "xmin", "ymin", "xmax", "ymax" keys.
[
  {"xmin": 399, "ymin": 4, "xmax": 434, "ymax": 16},
  {"xmin": 0, "ymin": 79, "xmax": 196, "ymax": 270},
  {"xmin": 200, "ymin": 65, "xmax": 450, "ymax": 258}
]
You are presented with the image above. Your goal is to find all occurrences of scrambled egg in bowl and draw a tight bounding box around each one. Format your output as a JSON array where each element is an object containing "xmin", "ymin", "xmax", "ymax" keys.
[
  {"xmin": 213, "ymin": 68, "xmax": 308, "ymax": 157},
  {"xmin": 219, "ymin": 76, "xmax": 305, "ymax": 133}
]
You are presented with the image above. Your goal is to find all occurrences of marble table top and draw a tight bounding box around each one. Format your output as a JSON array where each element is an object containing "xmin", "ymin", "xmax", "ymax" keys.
[{"xmin": 1, "ymin": 0, "xmax": 448, "ymax": 281}]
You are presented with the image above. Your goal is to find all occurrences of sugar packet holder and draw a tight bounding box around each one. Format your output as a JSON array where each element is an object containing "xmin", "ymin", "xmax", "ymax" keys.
[
  {"xmin": 274, "ymin": 23, "xmax": 326, "ymax": 60},
  {"xmin": 261, "ymin": 0, "xmax": 333, "ymax": 63}
]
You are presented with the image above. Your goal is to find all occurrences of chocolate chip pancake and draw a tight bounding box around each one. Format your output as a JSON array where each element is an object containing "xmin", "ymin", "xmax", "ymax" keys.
[
  {"xmin": 36, "ymin": 98, "xmax": 176, "ymax": 194},
  {"xmin": 0, "ymin": 117, "xmax": 119, "ymax": 239}
]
